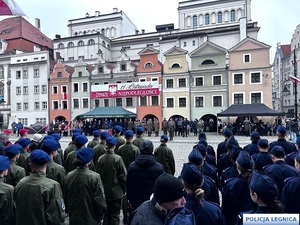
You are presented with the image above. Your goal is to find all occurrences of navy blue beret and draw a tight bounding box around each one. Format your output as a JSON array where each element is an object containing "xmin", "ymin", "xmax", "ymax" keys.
[
  {"xmin": 18, "ymin": 138, "xmax": 31, "ymax": 148},
  {"xmin": 72, "ymin": 132, "xmax": 81, "ymax": 139},
  {"xmin": 100, "ymin": 131, "xmax": 110, "ymax": 139},
  {"xmin": 0, "ymin": 155, "xmax": 10, "ymax": 171},
  {"xmin": 30, "ymin": 150, "xmax": 51, "ymax": 165},
  {"xmin": 181, "ymin": 163, "xmax": 203, "ymax": 186},
  {"xmin": 270, "ymin": 145, "xmax": 285, "ymax": 158},
  {"xmin": 236, "ymin": 150, "xmax": 253, "ymax": 169},
  {"xmin": 114, "ymin": 125, "xmax": 122, "ymax": 133},
  {"xmin": 188, "ymin": 147, "xmax": 203, "ymax": 166},
  {"xmin": 257, "ymin": 139, "xmax": 269, "ymax": 149},
  {"xmin": 76, "ymin": 148, "xmax": 95, "ymax": 164},
  {"xmin": 136, "ymin": 126, "xmax": 144, "ymax": 133},
  {"xmin": 160, "ymin": 135, "xmax": 168, "ymax": 142},
  {"xmin": 125, "ymin": 130, "xmax": 134, "ymax": 138},
  {"xmin": 198, "ymin": 132, "xmax": 206, "ymax": 140},
  {"xmin": 106, "ymin": 137, "xmax": 117, "ymax": 146},
  {"xmin": 51, "ymin": 133, "xmax": 61, "ymax": 141},
  {"xmin": 250, "ymin": 131, "xmax": 260, "ymax": 140},
  {"xmin": 222, "ymin": 128, "xmax": 232, "ymax": 137},
  {"xmin": 74, "ymin": 135, "xmax": 88, "ymax": 146},
  {"xmin": 73, "ymin": 128, "xmax": 82, "ymax": 134},
  {"xmin": 93, "ymin": 130, "xmax": 101, "ymax": 137},
  {"xmin": 276, "ymin": 125, "xmax": 286, "ymax": 134},
  {"xmin": 5, "ymin": 144, "xmax": 22, "ymax": 154},
  {"xmin": 42, "ymin": 139, "xmax": 60, "ymax": 152}
]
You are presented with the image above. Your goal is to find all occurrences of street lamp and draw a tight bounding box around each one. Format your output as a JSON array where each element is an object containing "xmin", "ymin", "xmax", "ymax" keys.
[{"xmin": 293, "ymin": 49, "xmax": 298, "ymax": 119}]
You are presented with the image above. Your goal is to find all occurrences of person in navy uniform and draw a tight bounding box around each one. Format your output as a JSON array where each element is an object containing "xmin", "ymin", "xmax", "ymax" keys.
[
  {"xmin": 269, "ymin": 125, "xmax": 297, "ymax": 155},
  {"xmin": 243, "ymin": 131, "xmax": 260, "ymax": 156},
  {"xmin": 281, "ymin": 151, "xmax": 300, "ymax": 213},
  {"xmin": 236, "ymin": 170, "xmax": 284, "ymax": 225},
  {"xmin": 285, "ymin": 136, "xmax": 300, "ymax": 167},
  {"xmin": 222, "ymin": 151, "xmax": 255, "ymax": 225},
  {"xmin": 181, "ymin": 163, "xmax": 226, "ymax": 225},
  {"xmin": 263, "ymin": 145, "xmax": 299, "ymax": 198},
  {"xmin": 217, "ymin": 127, "xmax": 233, "ymax": 162},
  {"xmin": 252, "ymin": 139, "xmax": 273, "ymax": 171}
]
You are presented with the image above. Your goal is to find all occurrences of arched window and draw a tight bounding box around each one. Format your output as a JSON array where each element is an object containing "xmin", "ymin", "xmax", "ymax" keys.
[
  {"xmin": 230, "ymin": 10, "xmax": 236, "ymax": 21},
  {"xmin": 74, "ymin": 32, "xmax": 78, "ymax": 36},
  {"xmin": 201, "ymin": 59, "xmax": 215, "ymax": 65},
  {"xmin": 58, "ymin": 43, "xmax": 64, "ymax": 49},
  {"xmin": 101, "ymin": 29, "xmax": 105, "ymax": 35},
  {"xmin": 217, "ymin": 12, "xmax": 222, "ymax": 23},
  {"xmin": 171, "ymin": 63, "xmax": 181, "ymax": 68},
  {"xmin": 88, "ymin": 39, "xmax": 95, "ymax": 45},
  {"xmin": 102, "ymin": 41, "xmax": 106, "ymax": 47},
  {"xmin": 144, "ymin": 62, "xmax": 153, "ymax": 68},
  {"xmin": 205, "ymin": 13, "xmax": 210, "ymax": 25},
  {"xmin": 107, "ymin": 44, "xmax": 110, "ymax": 49},
  {"xmin": 67, "ymin": 42, "xmax": 74, "ymax": 48},
  {"xmin": 193, "ymin": 15, "xmax": 197, "ymax": 27},
  {"xmin": 78, "ymin": 41, "xmax": 84, "ymax": 46}
]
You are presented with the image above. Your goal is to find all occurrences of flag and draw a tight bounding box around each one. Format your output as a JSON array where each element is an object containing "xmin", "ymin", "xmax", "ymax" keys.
[
  {"xmin": 0, "ymin": 0, "xmax": 26, "ymax": 16},
  {"xmin": 62, "ymin": 92, "xmax": 67, "ymax": 99},
  {"xmin": 289, "ymin": 74, "xmax": 300, "ymax": 83}
]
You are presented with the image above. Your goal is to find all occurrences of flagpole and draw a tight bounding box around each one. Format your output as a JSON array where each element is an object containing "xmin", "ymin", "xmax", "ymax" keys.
[{"xmin": 294, "ymin": 48, "xmax": 298, "ymax": 120}]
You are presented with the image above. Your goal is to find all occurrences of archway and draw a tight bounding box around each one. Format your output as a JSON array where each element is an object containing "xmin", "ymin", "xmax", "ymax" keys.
[
  {"xmin": 55, "ymin": 116, "xmax": 66, "ymax": 123},
  {"xmin": 200, "ymin": 114, "xmax": 217, "ymax": 132},
  {"xmin": 142, "ymin": 114, "xmax": 158, "ymax": 121},
  {"xmin": 169, "ymin": 114, "xmax": 184, "ymax": 121}
]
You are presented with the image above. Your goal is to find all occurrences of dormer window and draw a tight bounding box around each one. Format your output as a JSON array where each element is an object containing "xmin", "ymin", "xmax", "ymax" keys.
[
  {"xmin": 144, "ymin": 62, "xmax": 153, "ymax": 68},
  {"xmin": 121, "ymin": 64, "xmax": 126, "ymax": 71},
  {"xmin": 201, "ymin": 59, "xmax": 215, "ymax": 65},
  {"xmin": 171, "ymin": 63, "xmax": 180, "ymax": 68}
]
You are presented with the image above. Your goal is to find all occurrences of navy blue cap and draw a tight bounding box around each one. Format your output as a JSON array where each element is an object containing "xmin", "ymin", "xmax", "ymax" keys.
[
  {"xmin": 258, "ymin": 139, "xmax": 269, "ymax": 149},
  {"xmin": 114, "ymin": 125, "xmax": 122, "ymax": 133},
  {"xmin": 106, "ymin": 136, "xmax": 117, "ymax": 146},
  {"xmin": 125, "ymin": 130, "xmax": 134, "ymax": 138},
  {"xmin": 76, "ymin": 148, "xmax": 95, "ymax": 164},
  {"xmin": 222, "ymin": 128, "xmax": 233, "ymax": 137},
  {"xmin": 93, "ymin": 130, "xmax": 101, "ymax": 137},
  {"xmin": 42, "ymin": 139, "xmax": 60, "ymax": 152},
  {"xmin": 250, "ymin": 170, "xmax": 278, "ymax": 203},
  {"xmin": 30, "ymin": 150, "xmax": 51, "ymax": 165},
  {"xmin": 195, "ymin": 143, "xmax": 206, "ymax": 157},
  {"xmin": 18, "ymin": 138, "xmax": 31, "ymax": 148},
  {"xmin": 270, "ymin": 145, "xmax": 285, "ymax": 158},
  {"xmin": 181, "ymin": 163, "xmax": 203, "ymax": 186},
  {"xmin": 100, "ymin": 131, "xmax": 110, "ymax": 139},
  {"xmin": 230, "ymin": 145, "xmax": 241, "ymax": 161},
  {"xmin": 226, "ymin": 136, "xmax": 239, "ymax": 149},
  {"xmin": 136, "ymin": 126, "xmax": 144, "ymax": 133},
  {"xmin": 0, "ymin": 155, "xmax": 10, "ymax": 171},
  {"xmin": 140, "ymin": 139, "xmax": 154, "ymax": 154},
  {"xmin": 74, "ymin": 135, "xmax": 88, "ymax": 146},
  {"xmin": 236, "ymin": 151, "xmax": 254, "ymax": 169},
  {"xmin": 188, "ymin": 147, "xmax": 203, "ymax": 166},
  {"xmin": 198, "ymin": 132, "xmax": 206, "ymax": 140},
  {"xmin": 5, "ymin": 144, "xmax": 22, "ymax": 154},
  {"xmin": 276, "ymin": 125, "xmax": 286, "ymax": 135},
  {"xmin": 51, "ymin": 133, "xmax": 61, "ymax": 141},
  {"xmin": 73, "ymin": 128, "xmax": 82, "ymax": 134},
  {"xmin": 198, "ymin": 139, "xmax": 208, "ymax": 147},
  {"xmin": 160, "ymin": 135, "xmax": 168, "ymax": 142},
  {"xmin": 250, "ymin": 131, "xmax": 260, "ymax": 140}
]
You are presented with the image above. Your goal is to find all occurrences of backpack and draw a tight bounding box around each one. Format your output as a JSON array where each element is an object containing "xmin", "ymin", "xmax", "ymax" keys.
[{"xmin": 164, "ymin": 207, "xmax": 196, "ymax": 225}]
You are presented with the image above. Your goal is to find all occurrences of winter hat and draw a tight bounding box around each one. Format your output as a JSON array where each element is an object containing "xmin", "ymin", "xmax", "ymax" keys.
[{"xmin": 140, "ymin": 139, "xmax": 154, "ymax": 154}]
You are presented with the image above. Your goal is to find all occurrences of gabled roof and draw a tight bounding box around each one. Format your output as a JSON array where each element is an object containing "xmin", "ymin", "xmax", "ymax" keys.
[
  {"xmin": 278, "ymin": 44, "xmax": 291, "ymax": 59},
  {"xmin": 163, "ymin": 46, "xmax": 188, "ymax": 56},
  {"xmin": 229, "ymin": 36, "xmax": 271, "ymax": 52},
  {"xmin": 0, "ymin": 16, "xmax": 53, "ymax": 49},
  {"xmin": 189, "ymin": 40, "xmax": 227, "ymax": 57},
  {"xmin": 137, "ymin": 46, "xmax": 159, "ymax": 55}
]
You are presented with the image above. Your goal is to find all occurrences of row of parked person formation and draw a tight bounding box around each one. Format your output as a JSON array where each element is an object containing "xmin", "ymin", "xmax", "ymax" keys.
[{"xmin": 0, "ymin": 124, "xmax": 300, "ymax": 225}]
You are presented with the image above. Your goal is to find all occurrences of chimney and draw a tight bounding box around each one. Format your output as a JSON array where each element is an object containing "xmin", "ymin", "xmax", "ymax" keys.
[
  {"xmin": 55, "ymin": 34, "xmax": 61, "ymax": 39},
  {"xmin": 113, "ymin": 8, "xmax": 118, "ymax": 13},
  {"xmin": 135, "ymin": 30, "xmax": 139, "ymax": 35},
  {"xmin": 35, "ymin": 18, "xmax": 41, "ymax": 30},
  {"xmin": 95, "ymin": 11, "xmax": 100, "ymax": 16},
  {"xmin": 141, "ymin": 29, "xmax": 145, "ymax": 34}
]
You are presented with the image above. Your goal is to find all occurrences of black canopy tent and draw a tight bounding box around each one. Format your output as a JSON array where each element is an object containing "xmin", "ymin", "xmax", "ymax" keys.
[
  {"xmin": 77, "ymin": 107, "xmax": 136, "ymax": 119},
  {"xmin": 217, "ymin": 103, "xmax": 285, "ymax": 117}
]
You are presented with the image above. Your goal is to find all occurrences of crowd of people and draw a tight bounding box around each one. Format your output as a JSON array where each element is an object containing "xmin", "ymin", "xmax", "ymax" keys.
[{"xmin": 0, "ymin": 122, "xmax": 300, "ymax": 225}]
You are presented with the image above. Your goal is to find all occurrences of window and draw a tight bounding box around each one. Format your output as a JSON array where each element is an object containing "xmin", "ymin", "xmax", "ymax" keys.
[
  {"xmin": 62, "ymin": 100, "xmax": 68, "ymax": 109},
  {"xmin": 179, "ymin": 98, "xmax": 186, "ymax": 107},
  {"xmin": 145, "ymin": 62, "xmax": 153, "ymax": 68},
  {"xmin": 58, "ymin": 43, "xmax": 64, "ymax": 49},
  {"xmin": 73, "ymin": 83, "xmax": 78, "ymax": 92},
  {"xmin": 167, "ymin": 98, "xmax": 174, "ymax": 107},
  {"xmin": 53, "ymin": 86, "xmax": 58, "ymax": 94},
  {"xmin": 36, "ymin": 118, "xmax": 46, "ymax": 124},
  {"xmin": 213, "ymin": 76, "xmax": 221, "ymax": 85},
  {"xmin": 152, "ymin": 78, "xmax": 158, "ymax": 82},
  {"xmin": 83, "ymin": 83, "xmax": 88, "ymax": 92},
  {"xmin": 104, "ymin": 99, "xmax": 109, "ymax": 107},
  {"xmin": 192, "ymin": 40, "xmax": 196, "ymax": 46},
  {"xmin": 73, "ymin": 99, "xmax": 79, "ymax": 108},
  {"xmin": 217, "ymin": 11, "xmax": 222, "ymax": 23},
  {"xmin": 16, "ymin": 103, "xmax": 21, "ymax": 111},
  {"xmin": 202, "ymin": 59, "xmax": 215, "ymax": 65},
  {"xmin": 53, "ymin": 101, "xmax": 59, "ymax": 110},
  {"xmin": 23, "ymin": 102, "xmax": 28, "ymax": 111},
  {"xmin": 95, "ymin": 99, "xmax": 100, "ymax": 108},
  {"xmin": 34, "ymin": 85, "xmax": 39, "ymax": 94},
  {"xmin": 195, "ymin": 97, "xmax": 204, "ymax": 107},
  {"xmin": 68, "ymin": 57, "xmax": 74, "ymax": 61},
  {"xmin": 16, "ymin": 87, "xmax": 21, "ymax": 95},
  {"xmin": 126, "ymin": 98, "xmax": 133, "ymax": 107},
  {"xmin": 78, "ymin": 41, "xmax": 84, "ymax": 46},
  {"xmin": 23, "ymin": 86, "xmax": 28, "ymax": 95},
  {"xmin": 179, "ymin": 78, "xmax": 186, "ymax": 87},
  {"xmin": 16, "ymin": 71, "xmax": 21, "ymax": 79},
  {"xmin": 116, "ymin": 98, "xmax": 122, "ymax": 107},
  {"xmin": 23, "ymin": 70, "xmax": 28, "ymax": 79},
  {"xmin": 244, "ymin": 54, "xmax": 250, "ymax": 63},
  {"xmin": 0, "ymin": 67, "xmax": 3, "ymax": 79},
  {"xmin": 230, "ymin": 10, "xmax": 236, "ymax": 21},
  {"xmin": 78, "ymin": 71, "xmax": 82, "ymax": 77},
  {"xmin": 166, "ymin": 79, "xmax": 174, "ymax": 88},
  {"xmin": 88, "ymin": 39, "xmax": 95, "ymax": 45},
  {"xmin": 140, "ymin": 96, "xmax": 147, "ymax": 106},
  {"xmin": 213, "ymin": 96, "xmax": 222, "ymax": 107},
  {"xmin": 42, "ymin": 85, "xmax": 47, "ymax": 94},
  {"xmin": 234, "ymin": 74, "xmax": 243, "ymax": 84},
  {"xmin": 183, "ymin": 42, "xmax": 187, "ymax": 47},
  {"xmin": 42, "ymin": 102, "xmax": 47, "ymax": 110},
  {"xmin": 251, "ymin": 93, "xmax": 261, "ymax": 103},
  {"xmin": 121, "ymin": 64, "xmax": 126, "ymax": 71},
  {"xmin": 62, "ymin": 86, "xmax": 67, "ymax": 94},
  {"xmin": 34, "ymin": 69, "xmax": 39, "ymax": 78},
  {"xmin": 98, "ymin": 66, "xmax": 103, "ymax": 73},
  {"xmin": 205, "ymin": 13, "xmax": 210, "ymax": 25},
  {"xmin": 34, "ymin": 102, "xmax": 40, "ymax": 110},
  {"xmin": 171, "ymin": 63, "xmax": 180, "ymax": 68},
  {"xmin": 234, "ymin": 94, "xmax": 243, "ymax": 104},
  {"xmin": 139, "ymin": 78, "xmax": 146, "ymax": 82},
  {"xmin": 152, "ymin": 96, "xmax": 159, "ymax": 106},
  {"xmin": 195, "ymin": 77, "xmax": 203, "ymax": 86},
  {"xmin": 57, "ymin": 72, "xmax": 62, "ymax": 78},
  {"xmin": 251, "ymin": 72, "xmax": 261, "ymax": 83},
  {"xmin": 67, "ymin": 42, "xmax": 74, "ymax": 47},
  {"xmin": 82, "ymin": 98, "xmax": 88, "ymax": 108},
  {"xmin": 18, "ymin": 118, "xmax": 28, "ymax": 126},
  {"xmin": 192, "ymin": 15, "xmax": 197, "ymax": 27}
]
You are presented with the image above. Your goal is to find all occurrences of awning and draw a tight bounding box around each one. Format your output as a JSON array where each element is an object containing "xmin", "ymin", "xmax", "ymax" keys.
[
  {"xmin": 77, "ymin": 107, "xmax": 136, "ymax": 119},
  {"xmin": 217, "ymin": 104, "xmax": 285, "ymax": 117}
]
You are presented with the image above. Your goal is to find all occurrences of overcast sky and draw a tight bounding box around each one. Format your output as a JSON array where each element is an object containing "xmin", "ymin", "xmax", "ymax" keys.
[{"xmin": 12, "ymin": 0, "xmax": 300, "ymax": 57}]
